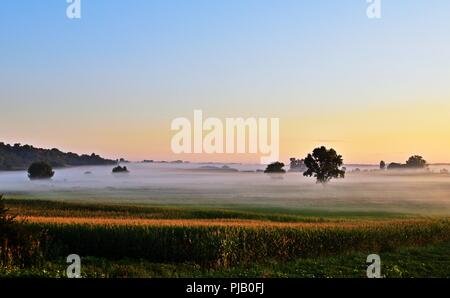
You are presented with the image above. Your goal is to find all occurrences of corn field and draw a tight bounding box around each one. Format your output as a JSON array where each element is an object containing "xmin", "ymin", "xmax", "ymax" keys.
[{"xmin": 33, "ymin": 219, "xmax": 450, "ymax": 268}]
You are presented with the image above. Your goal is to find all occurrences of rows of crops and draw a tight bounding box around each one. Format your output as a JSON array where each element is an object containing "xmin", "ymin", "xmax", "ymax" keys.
[
  {"xmin": 7, "ymin": 199, "xmax": 334, "ymax": 223},
  {"xmin": 33, "ymin": 219, "xmax": 450, "ymax": 268},
  {"xmin": 6, "ymin": 199, "xmax": 408, "ymax": 222}
]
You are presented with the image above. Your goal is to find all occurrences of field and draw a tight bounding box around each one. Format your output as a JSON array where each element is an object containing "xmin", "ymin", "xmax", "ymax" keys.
[
  {"xmin": 2, "ymin": 165, "xmax": 450, "ymax": 278},
  {"xmin": 1, "ymin": 198, "xmax": 450, "ymax": 278}
]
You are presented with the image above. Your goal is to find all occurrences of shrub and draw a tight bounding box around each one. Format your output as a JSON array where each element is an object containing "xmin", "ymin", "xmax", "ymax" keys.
[
  {"xmin": 264, "ymin": 162, "xmax": 285, "ymax": 173},
  {"xmin": 112, "ymin": 166, "xmax": 129, "ymax": 173}
]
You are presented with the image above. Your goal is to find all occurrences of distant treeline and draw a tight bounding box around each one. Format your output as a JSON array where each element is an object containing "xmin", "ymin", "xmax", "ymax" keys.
[
  {"xmin": 386, "ymin": 155, "xmax": 427, "ymax": 170},
  {"xmin": 0, "ymin": 142, "xmax": 116, "ymax": 171}
]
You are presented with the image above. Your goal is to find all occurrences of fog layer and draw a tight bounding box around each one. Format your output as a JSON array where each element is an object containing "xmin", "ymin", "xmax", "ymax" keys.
[{"xmin": 1, "ymin": 163, "xmax": 450, "ymax": 215}]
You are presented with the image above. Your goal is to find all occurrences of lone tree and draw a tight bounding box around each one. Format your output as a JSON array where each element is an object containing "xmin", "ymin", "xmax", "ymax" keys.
[
  {"xmin": 264, "ymin": 162, "xmax": 286, "ymax": 173},
  {"xmin": 303, "ymin": 146, "xmax": 346, "ymax": 184},
  {"xmin": 406, "ymin": 155, "xmax": 427, "ymax": 169},
  {"xmin": 28, "ymin": 162, "xmax": 54, "ymax": 180},
  {"xmin": 380, "ymin": 160, "xmax": 386, "ymax": 170}
]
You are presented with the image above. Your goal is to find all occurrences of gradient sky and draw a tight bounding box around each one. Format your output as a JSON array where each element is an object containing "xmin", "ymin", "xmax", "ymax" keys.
[{"xmin": 1, "ymin": 0, "xmax": 450, "ymax": 164}]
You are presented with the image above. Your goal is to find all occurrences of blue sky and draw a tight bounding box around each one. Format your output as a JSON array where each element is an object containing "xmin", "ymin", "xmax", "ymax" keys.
[{"xmin": 1, "ymin": 1, "xmax": 450, "ymax": 163}]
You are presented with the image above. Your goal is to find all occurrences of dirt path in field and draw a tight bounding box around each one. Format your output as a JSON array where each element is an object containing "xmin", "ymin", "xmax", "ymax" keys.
[{"xmin": 18, "ymin": 216, "xmax": 431, "ymax": 228}]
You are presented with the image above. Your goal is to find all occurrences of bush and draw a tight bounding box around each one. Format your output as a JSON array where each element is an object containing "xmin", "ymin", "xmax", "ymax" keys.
[
  {"xmin": 112, "ymin": 166, "xmax": 129, "ymax": 173},
  {"xmin": 28, "ymin": 162, "xmax": 54, "ymax": 180},
  {"xmin": 264, "ymin": 162, "xmax": 285, "ymax": 173}
]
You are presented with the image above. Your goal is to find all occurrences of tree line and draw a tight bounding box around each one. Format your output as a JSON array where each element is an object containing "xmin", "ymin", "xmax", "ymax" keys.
[
  {"xmin": 265, "ymin": 147, "xmax": 428, "ymax": 184},
  {"xmin": 0, "ymin": 142, "xmax": 116, "ymax": 171},
  {"xmin": 265, "ymin": 146, "xmax": 345, "ymax": 184},
  {"xmin": 380, "ymin": 155, "xmax": 427, "ymax": 170}
]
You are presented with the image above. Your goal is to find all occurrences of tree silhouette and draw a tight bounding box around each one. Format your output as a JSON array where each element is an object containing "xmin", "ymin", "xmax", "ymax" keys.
[
  {"xmin": 28, "ymin": 162, "xmax": 54, "ymax": 180},
  {"xmin": 303, "ymin": 146, "xmax": 346, "ymax": 184},
  {"xmin": 112, "ymin": 166, "xmax": 129, "ymax": 173},
  {"xmin": 387, "ymin": 156, "xmax": 427, "ymax": 170},
  {"xmin": 387, "ymin": 162, "xmax": 404, "ymax": 170},
  {"xmin": 406, "ymin": 155, "xmax": 427, "ymax": 168},
  {"xmin": 264, "ymin": 162, "xmax": 286, "ymax": 173},
  {"xmin": 0, "ymin": 142, "xmax": 116, "ymax": 171},
  {"xmin": 289, "ymin": 158, "xmax": 306, "ymax": 172},
  {"xmin": 380, "ymin": 160, "xmax": 386, "ymax": 170}
]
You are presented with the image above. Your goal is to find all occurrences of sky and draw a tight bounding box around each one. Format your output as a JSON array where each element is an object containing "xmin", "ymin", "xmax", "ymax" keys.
[{"xmin": 1, "ymin": 0, "xmax": 450, "ymax": 164}]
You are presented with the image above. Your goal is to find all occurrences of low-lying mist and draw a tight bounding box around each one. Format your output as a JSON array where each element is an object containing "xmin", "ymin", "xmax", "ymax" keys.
[{"xmin": 1, "ymin": 163, "xmax": 450, "ymax": 215}]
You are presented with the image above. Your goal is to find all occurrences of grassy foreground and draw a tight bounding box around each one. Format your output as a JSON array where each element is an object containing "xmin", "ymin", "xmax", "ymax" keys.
[
  {"xmin": 3, "ymin": 241, "xmax": 450, "ymax": 278},
  {"xmin": 1, "ymin": 199, "xmax": 450, "ymax": 278}
]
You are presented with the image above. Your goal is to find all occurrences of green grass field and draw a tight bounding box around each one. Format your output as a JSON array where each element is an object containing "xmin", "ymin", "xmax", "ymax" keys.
[{"xmin": 1, "ymin": 199, "xmax": 450, "ymax": 278}]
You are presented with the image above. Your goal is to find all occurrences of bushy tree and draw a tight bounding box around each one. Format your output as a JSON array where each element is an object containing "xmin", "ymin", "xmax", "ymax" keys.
[
  {"xmin": 303, "ymin": 146, "xmax": 346, "ymax": 184},
  {"xmin": 406, "ymin": 155, "xmax": 427, "ymax": 168},
  {"xmin": 28, "ymin": 161, "xmax": 54, "ymax": 180},
  {"xmin": 380, "ymin": 160, "xmax": 386, "ymax": 170},
  {"xmin": 264, "ymin": 162, "xmax": 286, "ymax": 173}
]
